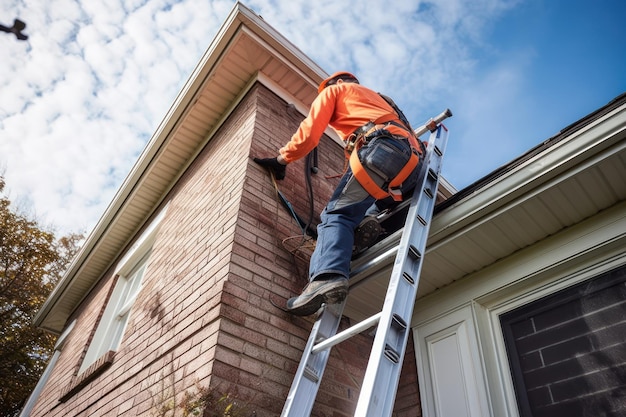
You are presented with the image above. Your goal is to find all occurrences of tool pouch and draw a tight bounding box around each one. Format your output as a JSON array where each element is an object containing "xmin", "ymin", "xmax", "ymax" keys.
[{"xmin": 357, "ymin": 130, "xmax": 413, "ymax": 183}]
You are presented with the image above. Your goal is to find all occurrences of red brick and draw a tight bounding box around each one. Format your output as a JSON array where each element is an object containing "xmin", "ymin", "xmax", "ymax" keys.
[{"xmin": 28, "ymin": 84, "xmax": 421, "ymax": 417}]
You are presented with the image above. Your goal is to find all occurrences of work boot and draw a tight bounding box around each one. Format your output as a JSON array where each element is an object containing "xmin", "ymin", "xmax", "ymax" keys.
[
  {"xmin": 353, "ymin": 215, "xmax": 382, "ymax": 254},
  {"xmin": 286, "ymin": 275, "xmax": 349, "ymax": 316}
]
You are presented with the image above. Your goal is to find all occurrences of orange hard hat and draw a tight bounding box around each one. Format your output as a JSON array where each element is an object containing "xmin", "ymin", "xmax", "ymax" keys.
[{"xmin": 318, "ymin": 71, "xmax": 359, "ymax": 93}]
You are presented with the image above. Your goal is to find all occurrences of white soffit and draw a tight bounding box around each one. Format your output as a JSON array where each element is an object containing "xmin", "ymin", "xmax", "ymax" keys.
[{"xmin": 344, "ymin": 97, "xmax": 626, "ymax": 322}]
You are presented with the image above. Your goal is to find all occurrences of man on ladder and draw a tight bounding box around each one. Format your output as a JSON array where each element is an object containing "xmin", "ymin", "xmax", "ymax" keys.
[{"xmin": 254, "ymin": 71, "xmax": 426, "ymax": 316}]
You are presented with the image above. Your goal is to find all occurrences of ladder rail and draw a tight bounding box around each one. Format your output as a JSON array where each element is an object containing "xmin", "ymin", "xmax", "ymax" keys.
[
  {"xmin": 354, "ymin": 126, "xmax": 449, "ymax": 416},
  {"xmin": 281, "ymin": 303, "xmax": 345, "ymax": 416},
  {"xmin": 281, "ymin": 112, "xmax": 451, "ymax": 417}
]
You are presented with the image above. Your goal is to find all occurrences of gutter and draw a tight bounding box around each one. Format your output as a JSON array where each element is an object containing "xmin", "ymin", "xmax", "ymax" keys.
[{"xmin": 436, "ymin": 92, "xmax": 626, "ymax": 213}]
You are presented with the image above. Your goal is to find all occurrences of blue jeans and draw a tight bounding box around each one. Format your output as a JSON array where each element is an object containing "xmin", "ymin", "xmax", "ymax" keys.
[{"xmin": 308, "ymin": 135, "xmax": 421, "ymax": 281}]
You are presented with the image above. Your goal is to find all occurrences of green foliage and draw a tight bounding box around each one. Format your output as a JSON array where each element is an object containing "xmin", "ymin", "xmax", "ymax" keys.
[
  {"xmin": 151, "ymin": 371, "xmax": 253, "ymax": 417},
  {"xmin": 179, "ymin": 383, "xmax": 253, "ymax": 417},
  {"xmin": 0, "ymin": 178, "xmax": 83, "ymax": 416}
]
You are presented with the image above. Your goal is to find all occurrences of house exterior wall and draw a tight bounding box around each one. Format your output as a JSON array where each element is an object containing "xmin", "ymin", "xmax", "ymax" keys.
[
  {"xmin": 413, "ymin": 200, "xmax": 626, "ymax": 417},
  {"xmin": 29, "ymin": 83, "xmax": 422, "ymax": 416},
  {"xmin": 28, "ymin": 77, "xmax": 261, "ymax": 417}
]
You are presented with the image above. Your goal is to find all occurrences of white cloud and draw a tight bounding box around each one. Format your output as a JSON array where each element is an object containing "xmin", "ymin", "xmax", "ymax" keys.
[
  {"xmin": 0, "ymin": 0, "xmax": 235, "ymax": 233},
  {"xmin": 0, "ymin": 0, "xmax": 519, "ymax": 233},
  {"xmin": 2, "ymin": 0, "xmax": 616, "ymax": 236}
]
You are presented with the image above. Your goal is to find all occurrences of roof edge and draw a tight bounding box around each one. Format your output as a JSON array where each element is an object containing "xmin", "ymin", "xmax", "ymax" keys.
[{"xmin": 436, "ymin": 92, "xmax": 626, "ymax": 212}]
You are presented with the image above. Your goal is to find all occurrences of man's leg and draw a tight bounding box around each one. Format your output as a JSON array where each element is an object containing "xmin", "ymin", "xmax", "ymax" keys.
[{"xmin": 286, "ymin": 169, "xmax": 375, "ymax": 316}]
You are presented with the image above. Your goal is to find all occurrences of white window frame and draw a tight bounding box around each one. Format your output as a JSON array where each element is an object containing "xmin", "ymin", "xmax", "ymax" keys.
[
  {"xmin": 476, "ymin": 255, "xmax": 626, "ymax": 417},
  {"xmin": 79, "ymin": 206, "xmax": 167, "ymax": 373},
  {"xmin": 19, "ymin": 320, "xmax": 76, "ymax": 417}
]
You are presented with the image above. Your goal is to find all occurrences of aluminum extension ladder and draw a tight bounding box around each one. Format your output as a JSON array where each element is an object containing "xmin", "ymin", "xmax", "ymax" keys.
[{"xmin": 281, "ymin": 109, "xmax": 452, "ymax": 417}]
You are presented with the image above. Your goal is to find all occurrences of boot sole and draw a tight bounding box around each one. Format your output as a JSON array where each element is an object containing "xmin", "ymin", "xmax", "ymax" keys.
[
  {"xmin": 287, "ymin": 286, "xmax": 348, "ymax": 316},
  {"xmin": 353, "ymin": 217, "xmax": 382, "ymax": 254}
]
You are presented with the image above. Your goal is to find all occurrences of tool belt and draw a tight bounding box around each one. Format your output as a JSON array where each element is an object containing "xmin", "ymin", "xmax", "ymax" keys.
[{"xmin": 348, "ymin": 116, "xmax": 422, "ymax": 202}]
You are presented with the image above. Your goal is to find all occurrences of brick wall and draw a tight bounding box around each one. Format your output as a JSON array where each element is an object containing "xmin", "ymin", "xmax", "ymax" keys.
[
  {"xmin": 29, "ymin": 82, "xmax": 422, "ymax": 417},
  {"xmin": 395, "ymin": 332, "xmax": 422, "ymax": 417},
  {"xmin": 29, "ymin": 79, "xmax": 259, "ymax": 417},
  {"xmin": 222, "ymin": 83, "xmax": 421, "ymax": 416}
]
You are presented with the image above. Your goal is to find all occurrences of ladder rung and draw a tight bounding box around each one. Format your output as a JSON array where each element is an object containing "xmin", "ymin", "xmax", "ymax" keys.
[
  {"xmin": 402, "ymin": 272, "xmax": 414, "ymax": 285},
  {"xmin": 383, "ymin": 344, "xmax": 400, "ymax": 363},
  {"xmin": 392, "ymin": 314, "xmax": 407, "ymax": 330},
  {"xmin": 408, "ymin": 245, "xmax": 421, "ymax": 260},
  {"xmin": 304, "ymin": 365, "xmax": 320, "ymax": 383},
  {"xmin": 434, "ymin": 145, "xmax": 442, "ymax": 156},
  {"xmin": 350, "ymin": 246, "xmax": 397, "ymax": 278},
  {"xmin": 417, "ymin": 215, "xmax": 427, "ymax": 226},
  {"xmin": 311, "ymin": 312, "xmax": 382, "ymax": 354}
]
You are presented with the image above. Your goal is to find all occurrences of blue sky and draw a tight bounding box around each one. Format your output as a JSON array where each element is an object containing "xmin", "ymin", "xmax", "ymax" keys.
[{"xmin": 1, "ymin": 0, "xmax": 625, "ymax": 236}]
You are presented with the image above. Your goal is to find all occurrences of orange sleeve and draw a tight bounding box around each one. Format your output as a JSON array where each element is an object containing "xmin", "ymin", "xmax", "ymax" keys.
[
  {"xmin": 279, "ymin": 88, "xmax": 337, "ymax": 163},
  {"xmin": 279, "ymin": 83, "xmax": 421, "ymax": 162}
]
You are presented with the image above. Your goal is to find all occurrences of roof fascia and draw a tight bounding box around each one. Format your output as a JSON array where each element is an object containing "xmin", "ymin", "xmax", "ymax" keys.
[{"xmin": 429, "ymin": 100, "xmax": 626, "ymax": 250}]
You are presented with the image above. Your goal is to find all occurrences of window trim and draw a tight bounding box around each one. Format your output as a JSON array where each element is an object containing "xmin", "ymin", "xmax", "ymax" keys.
[
  {"xmin": 76, "ymin": 205, "xmax": 168, "ymax": 375},
  {"xmin": 78, "ymin": 254, "xmax": 150, "ymax": 373},
  {"xmin": 476, "ymin": 254, "xmax": 626, "ymax": 417},
  {"xmin": 19, "ymin": 321, "xmax": 76, "ymax": 416}
]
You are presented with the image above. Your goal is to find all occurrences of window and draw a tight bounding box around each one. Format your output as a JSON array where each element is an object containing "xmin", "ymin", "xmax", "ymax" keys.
[
  {"xmin": 109, "ymin": 258, "xmax": 147, "ymax": 346},
  {"xmin": 79, "ymin": 206, "xmax": 167, "ymax": 374},
  {"xmin": 501, "ymin": 265, "xmax": 626, "ymax": 417},
  {"xmin": 79, "ymin": 254, "xmax": 149, "ymax": 373}
]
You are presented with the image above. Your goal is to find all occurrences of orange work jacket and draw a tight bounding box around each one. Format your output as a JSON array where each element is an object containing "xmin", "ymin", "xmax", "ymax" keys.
[{"xmin": 279, "ymin": 82, "xmax": 419, "ymax": 164}]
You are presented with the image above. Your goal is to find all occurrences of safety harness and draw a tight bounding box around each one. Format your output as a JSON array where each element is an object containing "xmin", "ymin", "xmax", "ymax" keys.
[{"xmin": 348, "ymin": 95, "xmax": 423, "ymax": 201}]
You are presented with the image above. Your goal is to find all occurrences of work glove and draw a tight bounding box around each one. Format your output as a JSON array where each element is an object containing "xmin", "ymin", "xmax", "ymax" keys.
[{"xmin": 254, "ymin": 157, "xmax": 287, "ymax": 180}]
